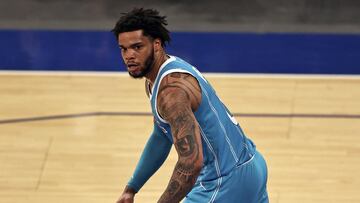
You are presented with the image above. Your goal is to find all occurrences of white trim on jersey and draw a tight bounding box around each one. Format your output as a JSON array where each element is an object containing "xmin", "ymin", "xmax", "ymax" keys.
[
  {"xmin": 235, "ymin": 153, "xmax": 255, "ymax": 169},
  {"xmin": 150, "ymin": 55, "xmax": 176, "ymax": 100},
  {"xmin": 199, "ymin": 126, "xmax": 222, "ymax": 203},
  {"xmin": 153, "ymin": 68, "xmax": 193, "ymax": 124},
  {"xmin": 202, "ymin": 87, "xmax": 239, "ymax": 163}
]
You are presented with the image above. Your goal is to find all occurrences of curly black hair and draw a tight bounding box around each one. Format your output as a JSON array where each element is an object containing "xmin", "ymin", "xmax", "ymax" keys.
[{"xmin": 112, "ymin": 8, "xmax": 171, "ymax": 47}]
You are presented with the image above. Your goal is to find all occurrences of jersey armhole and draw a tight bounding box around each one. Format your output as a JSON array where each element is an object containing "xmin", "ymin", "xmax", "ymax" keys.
[{"xmin": 154, "ymin": 69, "xmax": 202, "ymax": 124}]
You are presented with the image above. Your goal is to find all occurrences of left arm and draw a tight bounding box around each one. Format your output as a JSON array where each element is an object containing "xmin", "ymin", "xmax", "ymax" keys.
[
  {"xmin": 157, "ymin": 73, "xmax": 203, "ymax": 203},
  {"xmin": 116, "ymin": 123, "xmax": 172, "ymax": 203}
]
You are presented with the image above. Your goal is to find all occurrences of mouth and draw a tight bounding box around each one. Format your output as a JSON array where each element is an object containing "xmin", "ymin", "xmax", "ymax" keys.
[
  {"xmin": 127, "ymin": 63, "xmax": 141, "ymax": 74},
  {"xmin": 127, "ymin": 62, "xmax": 139, "ymax": 69}
]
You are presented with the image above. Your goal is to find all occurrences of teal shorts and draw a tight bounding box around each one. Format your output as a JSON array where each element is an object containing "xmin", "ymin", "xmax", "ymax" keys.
[{"xmin": 185, "ymin": 151, "xmax": 268, "ymax": 203}]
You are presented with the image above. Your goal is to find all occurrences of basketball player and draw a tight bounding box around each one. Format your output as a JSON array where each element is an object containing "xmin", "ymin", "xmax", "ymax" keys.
[{"xmin": 113, "ymin": 8, "xmax": 268, "ymax": 203}]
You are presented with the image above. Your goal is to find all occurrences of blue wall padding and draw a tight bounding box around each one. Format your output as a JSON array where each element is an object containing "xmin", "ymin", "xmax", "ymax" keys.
[{"xmin": 1, "ymin": 30, "xmax": 359, "ymax": 74}]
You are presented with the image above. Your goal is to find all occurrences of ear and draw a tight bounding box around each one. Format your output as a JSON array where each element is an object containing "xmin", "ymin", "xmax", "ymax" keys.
[{"xmin": 153, "ymin": 38, "xmax": 162, "ymax": 52}]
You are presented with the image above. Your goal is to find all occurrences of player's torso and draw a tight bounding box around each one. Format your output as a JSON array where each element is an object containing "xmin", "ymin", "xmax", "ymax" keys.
[{"xmin": 149, "ymin": 55, "xmax": 256, "ymax": 181}]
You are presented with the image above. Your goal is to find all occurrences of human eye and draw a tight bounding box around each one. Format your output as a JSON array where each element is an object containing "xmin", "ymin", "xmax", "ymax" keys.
[
  {"xmin": 133, "ymin": 44, "xmax": 142, "ymax": 50},
  {"xmin": 120, "ymin": 46, "xmax": 127, "ymax": 52}
]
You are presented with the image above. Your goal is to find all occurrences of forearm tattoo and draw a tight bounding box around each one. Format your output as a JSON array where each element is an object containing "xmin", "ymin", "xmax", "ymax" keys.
[{"xmin": 157, "ymin": 73, "xmax": 202, "ymax": 203}]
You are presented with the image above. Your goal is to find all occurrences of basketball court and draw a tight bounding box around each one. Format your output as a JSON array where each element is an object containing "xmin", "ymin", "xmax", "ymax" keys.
[{"xmin": 1, "ymin": 71, "xmax": 359, "ymax": 202}]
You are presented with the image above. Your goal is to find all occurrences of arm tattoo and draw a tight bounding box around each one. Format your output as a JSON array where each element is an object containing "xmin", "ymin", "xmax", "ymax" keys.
[
  {"xmin": 176, "ymin": 134, "xmax": 195, "ymax": 157},
  {"xmin": 157, "ymin": 73, "xmax": 203, "ymax": 203},
  {"xmin": 158, "ymin": 73, "xmax": 201, "ymax": 111}
]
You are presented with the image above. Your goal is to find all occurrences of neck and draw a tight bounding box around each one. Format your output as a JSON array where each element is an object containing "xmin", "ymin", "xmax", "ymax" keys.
[{"xmin": 146, "ymin": 51, "xmax": 169, "ymax": 84}]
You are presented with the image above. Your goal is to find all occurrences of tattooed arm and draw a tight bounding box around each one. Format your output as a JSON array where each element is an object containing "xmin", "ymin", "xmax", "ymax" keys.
[{"xmin": 157, "ymin": 73, "xmax": 203, "ymax": 203}]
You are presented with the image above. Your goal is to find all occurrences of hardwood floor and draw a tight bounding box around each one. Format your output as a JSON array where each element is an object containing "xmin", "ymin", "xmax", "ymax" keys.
[{"xmin": 1, "ymin": 72, "xmax": 359, "ymax": 203}]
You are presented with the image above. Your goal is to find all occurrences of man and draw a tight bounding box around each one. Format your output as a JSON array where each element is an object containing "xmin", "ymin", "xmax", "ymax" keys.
[{"xmin": 113, "ymin": 8, "xmax": 268, "ymax": 203}]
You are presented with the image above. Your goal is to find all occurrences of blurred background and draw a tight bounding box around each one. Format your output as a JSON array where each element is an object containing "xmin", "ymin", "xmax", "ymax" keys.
[{"xmin": 0, "ymin": 0, "xmax": 360, "ymax": 74}]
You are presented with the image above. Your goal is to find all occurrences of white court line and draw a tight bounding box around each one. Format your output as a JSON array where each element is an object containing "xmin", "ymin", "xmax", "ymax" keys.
[{"xmin": 0, "ymin": 70, "xmax": 360, "ymax": 80}]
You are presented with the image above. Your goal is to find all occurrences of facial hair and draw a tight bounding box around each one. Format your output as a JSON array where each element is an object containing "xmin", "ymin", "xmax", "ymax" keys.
[{"xmin": 128, "ymin": 49, "xmax": 154, "ymax": 79}]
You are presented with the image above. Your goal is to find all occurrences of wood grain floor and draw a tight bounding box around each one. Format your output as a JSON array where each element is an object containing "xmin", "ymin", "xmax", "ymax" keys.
[{"xmin": 1, "ymin": 72, "xmax": 360, "ymax": 203}]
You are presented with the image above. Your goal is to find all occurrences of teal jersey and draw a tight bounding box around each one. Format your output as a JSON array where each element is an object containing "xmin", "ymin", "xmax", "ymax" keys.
[{"xmin": 149, "ymin": 55, "xmax": 256, "ymax": 183}]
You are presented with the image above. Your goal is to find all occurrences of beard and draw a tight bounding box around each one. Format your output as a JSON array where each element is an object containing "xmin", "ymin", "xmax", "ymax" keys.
[{"xmin": 128, "ymin": 49, "xmax": 154, "ymax": 79}]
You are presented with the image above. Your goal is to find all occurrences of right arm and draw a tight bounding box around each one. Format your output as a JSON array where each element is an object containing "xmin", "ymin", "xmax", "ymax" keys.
[{"xmin": 116, "ymin": 122, "xmax": 172, "ymax": 203}]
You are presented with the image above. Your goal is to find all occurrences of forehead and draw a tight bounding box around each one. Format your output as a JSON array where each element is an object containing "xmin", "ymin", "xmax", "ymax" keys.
[{"xmin": 118, "ymin": 30, "xmax": 150, "ymax": 46}]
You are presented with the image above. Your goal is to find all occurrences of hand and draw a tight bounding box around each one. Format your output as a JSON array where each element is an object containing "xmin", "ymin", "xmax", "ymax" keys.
[
  {"xmin": 116, "ymin": 186, "xmax": 136, "ymax": 203},
  {"xmin": 116, "ymin": 193, "xmax": 134, "ymax": 203}
]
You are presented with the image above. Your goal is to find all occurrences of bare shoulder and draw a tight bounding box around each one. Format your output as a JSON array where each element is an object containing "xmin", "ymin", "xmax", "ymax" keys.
[{"xmin": 157, "ymin": 72, "xmax": 201, "ymax": 119}]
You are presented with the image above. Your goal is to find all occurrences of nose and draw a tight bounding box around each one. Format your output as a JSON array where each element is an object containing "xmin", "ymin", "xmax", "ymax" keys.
[{"xmin": 123, "ymin": 49, "xmax": 135, "ymax": 61}]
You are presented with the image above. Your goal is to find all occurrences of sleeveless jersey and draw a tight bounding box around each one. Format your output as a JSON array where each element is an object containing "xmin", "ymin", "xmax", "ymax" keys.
[{"xmin": 149, "ymin": 55, "xmax": 256, "ymax": 182}]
